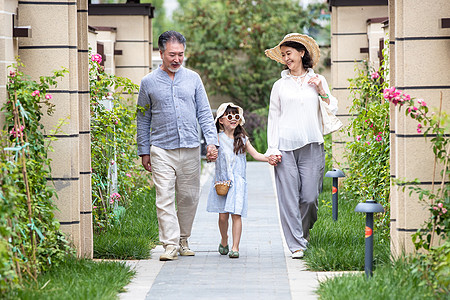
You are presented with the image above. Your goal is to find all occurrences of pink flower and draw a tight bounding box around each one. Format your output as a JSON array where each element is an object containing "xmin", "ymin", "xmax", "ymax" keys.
[
  {"xmin": 433, "ymin": 206, "xmax": 438, "ymax": 210},
  {"xmin": 371, "ymin": 72, "xmax": 379, "ymax": 80},
  {"xmin": 9, "ymin": 71, "xmax": 16, "ymax": 77},
  {"xmin": 126, "ymin": 173, "xmax": 132, "ymax": 178},
  {"xmin": 438, "ymin": 203, "xmax": 443, "ymax": 208},
  {"xmin": 421, "ymin": 101, "xmax": 427, "ymax": 107},
  {"xmin": 383, "ymin": 87, "xmax": 410, "ymax": 106},
  {"xmin": 356, "ymin": 135, "xmax": 361, "ymax": 141},
  {"xmin": 91, "ymin": 53, "xmax": 102, "ymax": 64},
  {"xmin": 31, "ymin": 90, "xmax": 40, "ymax": 97},
  {"xmin": 110, "ymin": 199, "xmax": 114, "ymax": 204},
  {"xmin": 443, "ymin": 208, "xmax": 448, "ymax": 214},
  {"xmin": 45, "ymin": 94, "xmax": 53, "ymax": 100},
  {"xmin": 369, "ymin": 123, "xmax": 374, "ymax": 128},
  {"xmin": 367, "ymin": 141, "xmax": 371, "ymax": 145},
  {"xmin": 417, "ymin": 124, "xmax": 422, "ymax": 133},
  {"xmin": 93, "ymin": 206, "xmax": 97, "ymax": 209},
  {"xmin": 376, "ymin": 135, "xmax": 382, "ymax": 142},
  {"xmin": 9, "ymin": 125, "xmax": 25, "ymax": 138},
  {"xmin": 110, "ymin": 160, "xmax": 115, "ymax": 165}
]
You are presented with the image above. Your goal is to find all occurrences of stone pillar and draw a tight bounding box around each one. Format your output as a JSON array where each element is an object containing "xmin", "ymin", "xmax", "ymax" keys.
[
  {"xmin": 0, "ymin": 0, "xmax": 19, "ymax": 127},
  {"xmin": 389, "ymin": 0, "xmax": 450, "ymax": 255},
  {"xmin": 329, "ymin": 2, "xmax": 388, "ymax": 167},
  {"xmin": 17, "ymin": 0, "xmax": 91, "ymax": 257},
  {"xmin": 77, "ymin": 0, "xmax": 93, "ymax": 258}
]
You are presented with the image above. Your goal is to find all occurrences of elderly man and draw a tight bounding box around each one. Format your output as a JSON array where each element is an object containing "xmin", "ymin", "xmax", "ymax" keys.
[{"xmin": 137, "ymin": 31, "xmax": 218, "ymax": 261}]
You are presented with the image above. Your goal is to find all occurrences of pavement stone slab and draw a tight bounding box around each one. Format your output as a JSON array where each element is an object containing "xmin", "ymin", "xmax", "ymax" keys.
[{"xmin": 120, "ymin": 162, "xmax": 321, "ymax": 300}]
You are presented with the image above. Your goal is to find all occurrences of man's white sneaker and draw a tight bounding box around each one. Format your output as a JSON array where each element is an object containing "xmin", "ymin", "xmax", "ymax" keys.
[
  {"xmin": 292, "ymin": 249, "xmax": 304, "ymax": 259},
  {"xmin": 160, "ymin": 245, "xmax": 179, "ymax": 261},
  {"xmin": 179, "ymin": 239, "xmax": 195, "ymax": 256}
]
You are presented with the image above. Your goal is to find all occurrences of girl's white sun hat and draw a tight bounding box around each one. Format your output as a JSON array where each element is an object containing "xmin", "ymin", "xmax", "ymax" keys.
[{"xmin": 214, "ymin": 102, "xmax": 245, "ymax": 126}]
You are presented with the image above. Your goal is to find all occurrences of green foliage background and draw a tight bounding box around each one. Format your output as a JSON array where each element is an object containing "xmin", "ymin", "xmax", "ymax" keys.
[{"xmin": 173, "ymin": 0, "xmax": 327, "ymax": 110}]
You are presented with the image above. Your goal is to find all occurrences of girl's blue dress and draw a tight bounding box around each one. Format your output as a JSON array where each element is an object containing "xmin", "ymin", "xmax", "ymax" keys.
[{"xmin": 207, "ymin": 131, "xmax": 248, "ymax": 217}]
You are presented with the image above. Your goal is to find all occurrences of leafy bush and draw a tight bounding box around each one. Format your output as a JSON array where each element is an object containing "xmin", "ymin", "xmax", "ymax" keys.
[
  {"xmin": 0, "ymin": 61, "xmax": 74, "ymax": 291},
  {"xmin": 89, "ymin": 53, "xmax": 144, "ymax": 232},
  {"xmin": 343, "ymin": 57, "xmax": 390, "ymax": 240}
]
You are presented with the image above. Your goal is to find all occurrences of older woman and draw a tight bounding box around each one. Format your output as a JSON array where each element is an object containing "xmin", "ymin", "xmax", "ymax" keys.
[{"xmin": 265, "ymin": 33, "xmax": 338, "ymax": 259}]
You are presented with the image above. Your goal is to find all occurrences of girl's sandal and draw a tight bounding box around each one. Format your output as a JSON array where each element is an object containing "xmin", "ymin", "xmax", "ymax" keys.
[
  {"xmin": 218, "ymin": 243, "xmax": 229, "ymax": 255},
  {"xmin": 228, "ymin": 250, "xmax": 239, "ymax": 258}
]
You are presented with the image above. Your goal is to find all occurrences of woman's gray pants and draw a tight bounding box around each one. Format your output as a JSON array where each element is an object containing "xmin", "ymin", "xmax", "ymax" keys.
[{"xmin": 274, "ymin": 143, "xmax": 325, "ymax": 252}]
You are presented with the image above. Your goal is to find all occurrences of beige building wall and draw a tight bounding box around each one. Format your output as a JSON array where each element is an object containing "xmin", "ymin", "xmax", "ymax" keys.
[
  {"xmin": 77, "ymin": 0, "xmax": 92, "ymax": 258},
  {"xmin": 329, "ymin": 2, "xmax": 388, "ymax": 168},
  {"xmin": 0, "ymin": 0, "xmax": 19, "ymax": 127},
  {"xmin": 14, "ymin": 0, "xmax": 92, "ymax": 257},
  {"xmin": 88, "ymin": 3, "xmax": 154, "ymax": 86},
  {"xmin": 90, "ymin": 28, "xmax": 117, "ymax": 75},
  {"xmin": 389, "ymin": 0, "xmax": 450, "ymax": 255}
]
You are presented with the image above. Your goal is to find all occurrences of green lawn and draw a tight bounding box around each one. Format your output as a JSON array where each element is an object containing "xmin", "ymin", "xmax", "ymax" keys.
[
  {"xmin": 316, "ymin": 257, "xmax": 438, "ymax": 299},
  {"xmin": 94, "ymin": 187, "xmax": 159, "ymax": 259},
  {"xmin": 4, "ymin": 257, "xmax": 135, "ymax": 300},
  {"xmin": 305, "ymin": 177, "xmax": 390, "ymax": 271}
]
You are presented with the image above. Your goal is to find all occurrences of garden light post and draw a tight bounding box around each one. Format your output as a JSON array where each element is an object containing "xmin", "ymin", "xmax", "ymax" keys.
[
  {"xmin": 325, "ymin": 168, "xmax": 345, "ymax": 221},
  {"xmin": 354, "ymin": 200, "xmax": 384, "ymax": 278}
]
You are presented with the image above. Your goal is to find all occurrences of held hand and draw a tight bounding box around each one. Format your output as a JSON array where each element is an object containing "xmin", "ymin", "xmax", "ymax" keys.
[
  {"xmin": 206, "ymin": 145, "xmax": 218, "ymax": 162},
  {"xmin": 268, "ymin": 155, "xmax": 282, "ymax": 166},
  {"xmin": 141, "ymin": 155, "xmax": 152, "ymax": 172}
]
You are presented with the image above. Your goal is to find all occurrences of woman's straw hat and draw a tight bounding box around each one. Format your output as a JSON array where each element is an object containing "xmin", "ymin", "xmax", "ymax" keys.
[
  {"xmin": 214, "ymin": 102, "xmax": 245, "ymax": 126},
  {"xmin": 265, "ymin": 33, "xmax": 320, "ymax": 67}
]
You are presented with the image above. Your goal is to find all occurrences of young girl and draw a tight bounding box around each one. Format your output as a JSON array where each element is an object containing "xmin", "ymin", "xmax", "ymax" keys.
[{"xmin": 207, "ymin": 102, "xmax": 271, "ymax": 258}]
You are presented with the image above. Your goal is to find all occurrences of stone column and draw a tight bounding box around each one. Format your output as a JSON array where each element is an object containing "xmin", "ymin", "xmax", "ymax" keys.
[
  {"xmin": 0, "ymin": 0, "xmax": 19, "ymax": 127},
  {"xmin": 389, "ymin": 0, "xmax": 450, "ymax": 255},
  {"xmin": 77, "ymin": 0, "xmax": 93, "ymax": 258},
  {"xmin": 17, "ymin": 0, "xmax": 91, "ymax": 256}
]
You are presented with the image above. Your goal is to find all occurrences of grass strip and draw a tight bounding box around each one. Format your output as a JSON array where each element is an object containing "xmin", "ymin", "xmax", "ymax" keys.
[
  {"xmin": 94, "ymin": 187, "xmax": 159, "ymax": 259},
  {"xmin": 5, "ymin": 257, "xmax": 135, "ymax": 300},
  {"xmin": 316, "ymin": 257, "xmax": 437, "ymax": 299},
  {"xmin": 305, "ymin": 177, "xmax": 390, "ymax": 271}
]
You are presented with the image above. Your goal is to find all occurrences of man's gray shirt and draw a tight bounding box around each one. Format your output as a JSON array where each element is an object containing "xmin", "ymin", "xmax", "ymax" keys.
[{"xmin": 136, "ymin": 66, "xmax": 218, "ymax": 156}]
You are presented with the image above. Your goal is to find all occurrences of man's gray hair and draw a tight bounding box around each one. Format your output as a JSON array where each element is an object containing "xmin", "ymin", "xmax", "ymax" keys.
[{"xmin": 158, "ymin": 31, "xmax": 186, "ymax": 52}]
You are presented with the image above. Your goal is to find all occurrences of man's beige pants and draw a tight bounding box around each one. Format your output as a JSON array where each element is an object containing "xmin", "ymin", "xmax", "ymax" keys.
[{"xmin": 150, "ymin": 145, "xmax": 201, "ymax": 248}]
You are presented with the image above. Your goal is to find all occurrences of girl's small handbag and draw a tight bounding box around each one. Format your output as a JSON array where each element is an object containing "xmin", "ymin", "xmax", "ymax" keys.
[
  {"xmin": 214, "ymin": 180, "xmax": 231, "ymax": 196},
  {"xmin": 319, "ymin": 99, "xmax": 343, "ymax": 135}
]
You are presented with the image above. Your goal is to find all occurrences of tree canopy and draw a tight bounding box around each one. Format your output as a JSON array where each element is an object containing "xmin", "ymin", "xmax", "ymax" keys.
[{"xmin": 173, "ymin": 0, "xmax": 327, "ymax": 110}]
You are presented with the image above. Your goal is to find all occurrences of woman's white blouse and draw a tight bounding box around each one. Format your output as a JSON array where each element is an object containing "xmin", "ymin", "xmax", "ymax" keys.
[{"xmin": 265, "ymin": 68, "xmax": 338, "ymax": 157}]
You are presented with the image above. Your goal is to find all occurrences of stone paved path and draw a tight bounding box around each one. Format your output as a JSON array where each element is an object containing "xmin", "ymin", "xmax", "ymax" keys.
[{"xmin": 120, "ymin": 162, "xmax": 321, "ymax": 300}]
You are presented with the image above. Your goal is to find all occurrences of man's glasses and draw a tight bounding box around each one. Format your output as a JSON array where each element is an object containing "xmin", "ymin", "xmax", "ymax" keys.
[{"xmin": 223, "ymin": 114, "xmax": 241, "ymax": 121}]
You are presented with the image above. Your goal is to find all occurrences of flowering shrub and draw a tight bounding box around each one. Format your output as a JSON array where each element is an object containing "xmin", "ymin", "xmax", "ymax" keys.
[
  {"xmin": 386, "ymin": 86, "xmax": 450, "ymax": 296},
  {"xmin": 89, "ymin": 52, "xmax": 143, "ymax": 232},
  {"xmin": 385, "ymin": 86, "xmax": 449, "ymax": 250},
  {"xmin": 343, "ymin": 59, "xmax": 390, "ymax": 239},
  {"xmin": 0, "ymin": 61, "xmax": 74, "ymax": 291}
]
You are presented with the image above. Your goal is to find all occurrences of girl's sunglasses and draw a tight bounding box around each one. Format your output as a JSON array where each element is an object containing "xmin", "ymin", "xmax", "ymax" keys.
[{"xmin": 223, "ymin": 114, "xmax": 241, "ymax": 121}]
